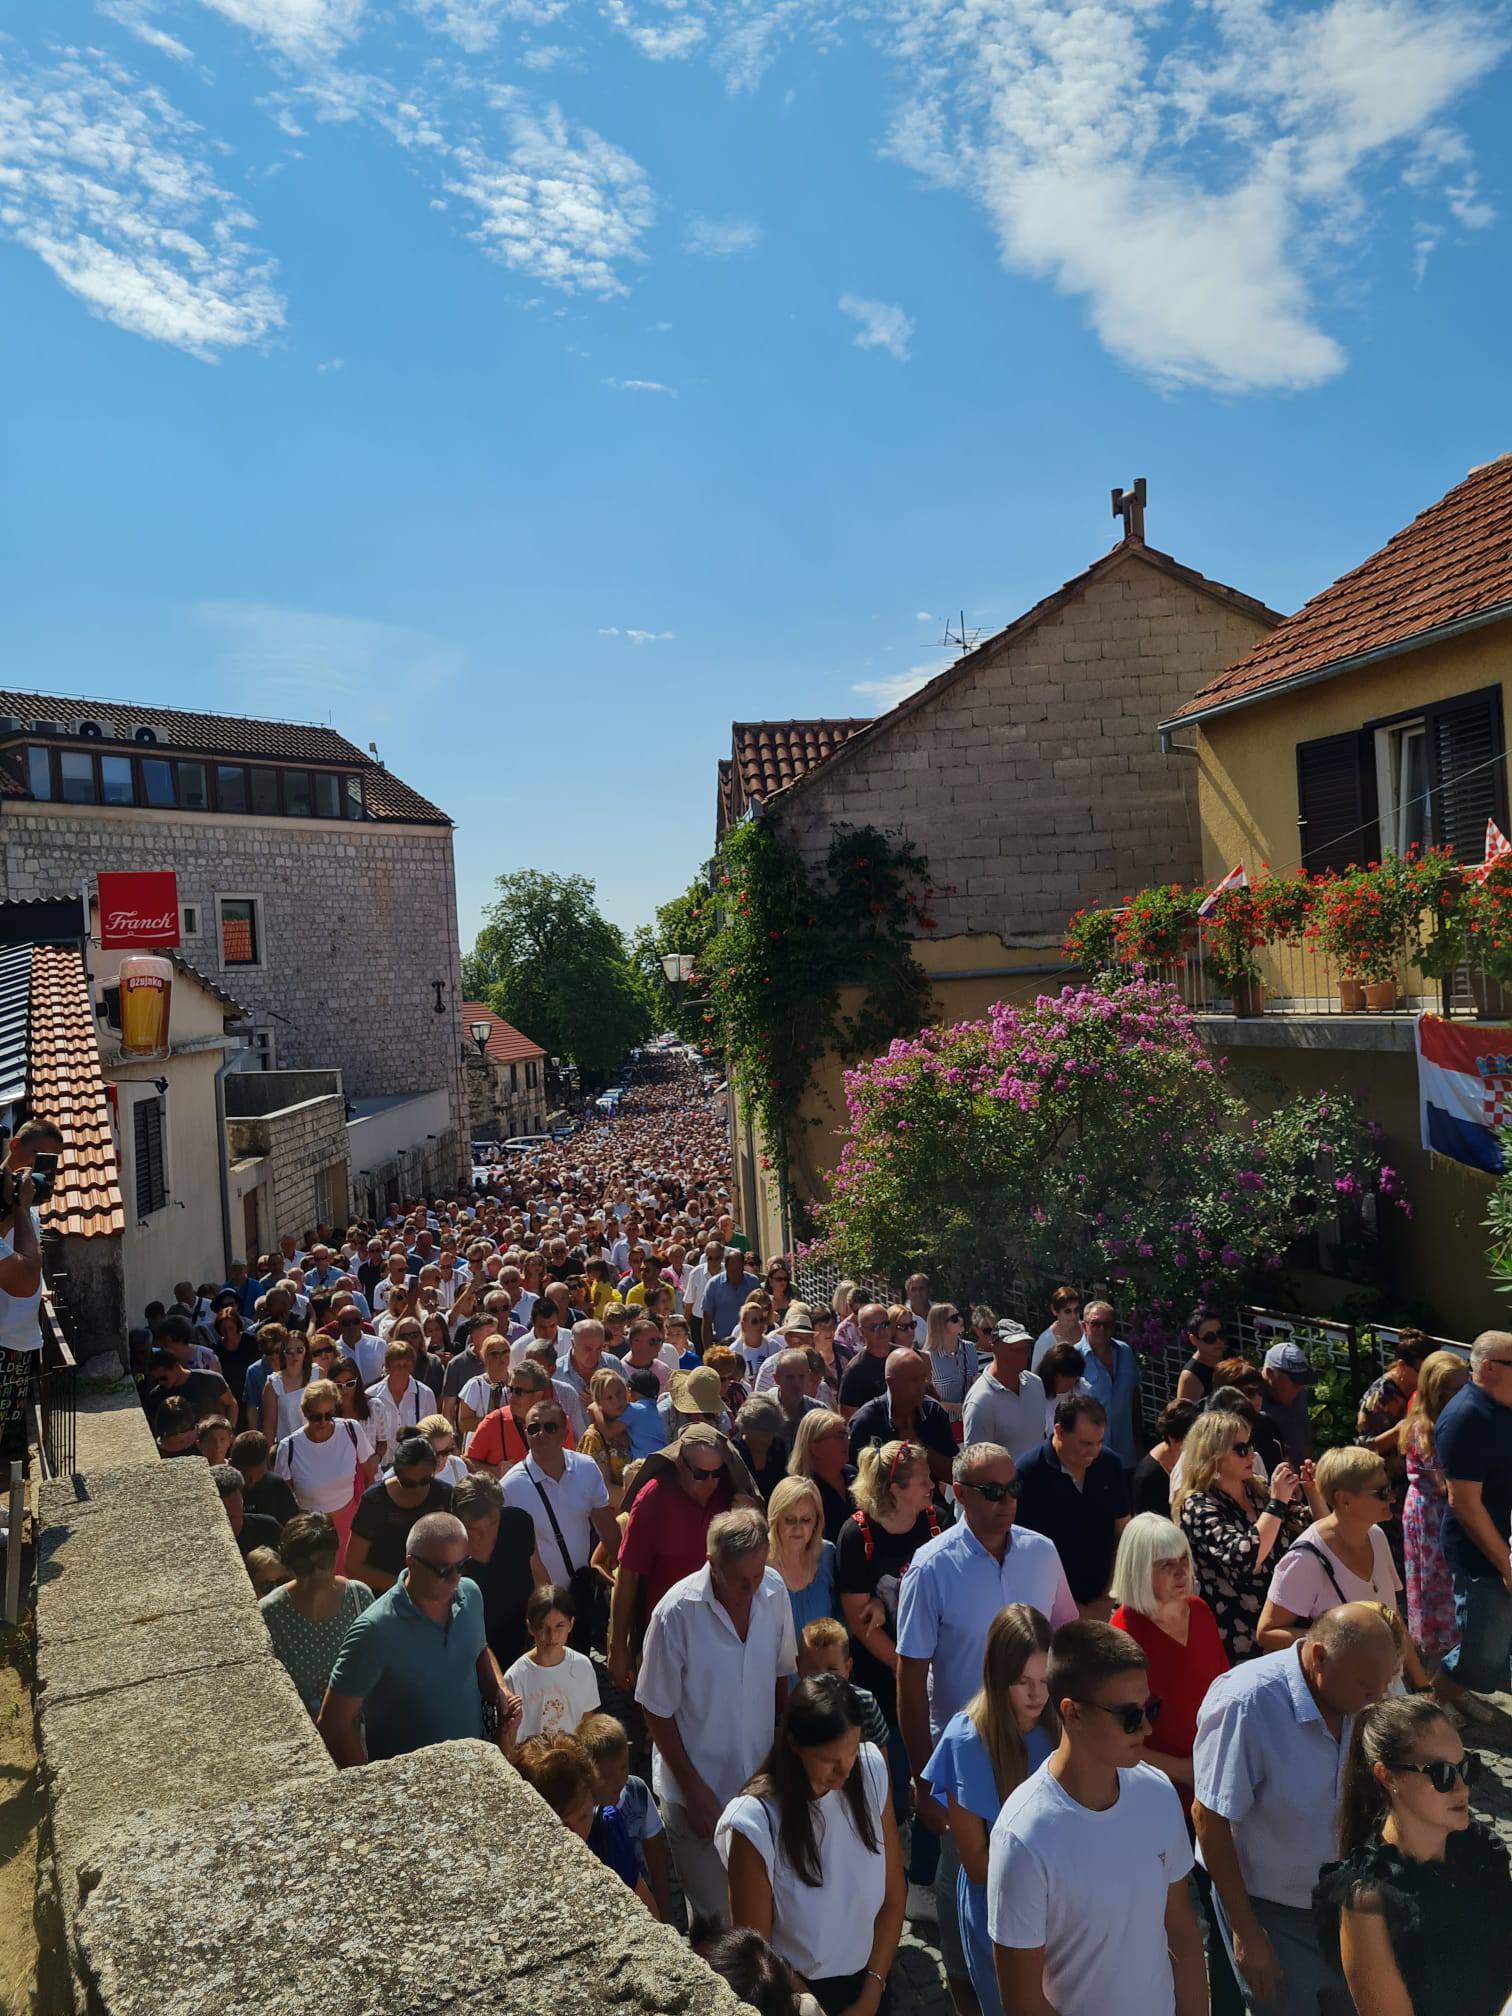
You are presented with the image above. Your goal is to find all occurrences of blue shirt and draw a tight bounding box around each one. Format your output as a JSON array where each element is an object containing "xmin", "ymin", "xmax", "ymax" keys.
[
  {"xmin": 223, "ymin": 1277, "xmax": 260, "ymax": 1321},
  {"xmin": 787, "ymin": 1540, "xmax": 839, "ymax": 1635},
  {"xmin": 701, "ymin": 1271, "xmax": 761, "ymax": 1342},
  {"xmin": 1193, "ymin": 1643, "xmax": 1354, "ymax": 1910},
  {"xmin": 923, "ymin": 1708, "xmax": 1054, "ymax": 1825},
  {"xmin": 1436, "ymin": 1381, "xmax": 1512, "ymax": 1581},
  {"xmin": 623, "ymin": 1397, "xmax": 669, "ymax": 1459},
  {"xmin": 1076, "ymin": 1339, "xmax": 1139, "ymax": 1469},
  {"xmin": 327, "ymin": 1575, "xmax": 487, "ymax": 1761},
  {"xmin": 896, "ymin": 1520, "xmax": 1078, "ymax": 1738},
  {"xmin": 1014, "ymin": 1442, "xmax": 1131, "ymax": 1605}
]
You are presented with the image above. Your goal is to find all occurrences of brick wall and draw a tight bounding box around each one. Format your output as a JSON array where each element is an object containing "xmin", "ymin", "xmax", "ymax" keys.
[
  {"xmin": 0, "ymin": 804, "xmax": 469, "ymax": 1177},
  {"xmin": 779, "ymin": 552, "xmax": 1274, "ymax": 942}
]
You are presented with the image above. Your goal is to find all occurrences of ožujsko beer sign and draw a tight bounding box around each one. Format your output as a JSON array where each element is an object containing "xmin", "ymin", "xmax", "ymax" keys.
[{"xmin": 97, "ymin": 871, "xmax": 180, "ymax": 950}]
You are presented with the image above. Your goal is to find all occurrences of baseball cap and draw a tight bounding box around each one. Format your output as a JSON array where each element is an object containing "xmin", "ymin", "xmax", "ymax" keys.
[
  {"xmin": 670, "ymin": 1366, "xmax": 723, "ymax": 1415},
  {"xmin": 1263, "ymin": 1341, "xmax": 1313, "ymax": 1384},
  {"xmin": 994, "ymin": 1319, "xmax": 1033, "ymax": 1346}
]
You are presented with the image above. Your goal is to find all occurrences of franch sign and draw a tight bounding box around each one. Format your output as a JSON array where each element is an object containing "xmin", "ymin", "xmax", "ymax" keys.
[{"xmin": 97, "ymin": 870, "xmax": 180, "ymax": 950}]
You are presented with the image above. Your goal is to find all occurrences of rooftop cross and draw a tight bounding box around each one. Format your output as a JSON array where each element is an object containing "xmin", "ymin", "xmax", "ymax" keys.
[{"xmin": 1111, "ymin": 477, "xmax": 1148, "ymax": 543}]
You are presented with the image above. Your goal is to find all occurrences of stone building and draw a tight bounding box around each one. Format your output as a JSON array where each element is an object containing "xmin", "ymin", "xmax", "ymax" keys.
[
  {"xmin": 461, "ymin": 1001, "xmax": 548, "ymax": 1140},
  {"xmin": 0, "ymin": 693, "xmax": 469, "ymax": 1190},
  {"xmin": 718, "ymin": 499, "xmax": 1282, "ymax": 1255}
]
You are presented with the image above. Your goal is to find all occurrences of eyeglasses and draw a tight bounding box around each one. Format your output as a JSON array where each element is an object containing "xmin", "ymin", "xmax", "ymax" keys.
[
  {"xmin": 305, "ymin": 1411, "xmax": 337, "ymax": 1424},
  {"xmin": 960, "ymin": 1476, "xmax": 1023, "ymax": 1502},
  {"xmin": 1397, "ymin": 1753, "xmax": 1480, "ymax": 1792},
  {"xmin": 526, "ymin": 1421, "xmax": 563, "ymax": 1438},
  {"xmin": 412, "ymin": 1557, "xmax": 466, "ymax": 1582},
  {"xmin": 1072, "ymin": 1695, "xmax": 1162, "ymax": 1734}
]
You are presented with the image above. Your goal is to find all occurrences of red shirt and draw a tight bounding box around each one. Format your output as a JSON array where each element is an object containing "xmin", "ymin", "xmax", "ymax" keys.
[
  {"xmin": 619, "ymin": 1471, "xmax": 733, "ymax": 1616},
  {"xmin": 1109, "ymin": 1596, "xmax": 1228, "ymax": 1761},
  {"xmin": 466, "ymin": 1408, "xmax": 574, "ymax": 1470}
]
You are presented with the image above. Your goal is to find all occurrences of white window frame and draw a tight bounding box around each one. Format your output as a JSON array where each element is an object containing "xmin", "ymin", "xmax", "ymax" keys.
[
  {"xmin": 215, "ymin": 892, "xmax": 266, "ymax": 974},
  {"xmin": 1373, "ymin": 720, "xmax": 1428, "ymax": 858}
]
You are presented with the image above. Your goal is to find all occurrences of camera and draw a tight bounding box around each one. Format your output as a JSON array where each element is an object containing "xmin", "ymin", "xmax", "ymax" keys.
[{"xmin": 0, "ymin": 1153, "xmax": 56, "ymax": 1209}]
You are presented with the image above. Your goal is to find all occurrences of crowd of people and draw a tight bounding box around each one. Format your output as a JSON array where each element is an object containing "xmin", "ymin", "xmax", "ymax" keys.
[{"xmin": 126, "ymin": 1045, "xmax": 1512, "ymax": 2016}]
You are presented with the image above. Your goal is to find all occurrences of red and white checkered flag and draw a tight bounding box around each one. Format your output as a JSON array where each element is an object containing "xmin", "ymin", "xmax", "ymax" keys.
[{"xmin": 1468, "ymin": 820, "xmax": 1512, "ymax": 882}]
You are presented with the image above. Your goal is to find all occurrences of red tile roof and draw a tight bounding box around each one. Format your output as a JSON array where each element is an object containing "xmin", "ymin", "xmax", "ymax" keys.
[
  {"xmin": 732, "ymin": 721, "xmax": 873, "ymax": 804},
  {"xmin": 1173, "ymin": 455, "xmax": 1512, "ymax": 722},
  {"xmin": 29, "ymin": 946, "xmax": 125, "ymax": 1239},
  {"xmin": 461, "ymin": 1002, "xmax": 546, "ymax": 1067},
  {"xmin": 0, "ymin": 690, "xmax": 450, "ymax": 823}
]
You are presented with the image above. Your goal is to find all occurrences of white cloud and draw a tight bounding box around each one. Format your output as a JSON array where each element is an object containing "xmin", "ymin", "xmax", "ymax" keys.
[
  {"xmin": 97, "ymin": 2, "xmax": 195, "ymax": 60},
  {"xmin": 411, "ymin": 0, "xmax": 568, "ymax": 52},
  {"xmin": 599, "ymin": 626, "xmax": 676, "ymax": 642},
  {"xmin": 446, "ymin": 101, "xmax": 654, "ymax": 295},
  {"xmin": 839, "ymin": 292, "xmax": 913, "ymax": 360},
  {"xmin": 520, "ymin": 42, "xmax": 574, "ymax": 68},
  {"xmin": 914, "ymin": 610, "xmax": 932, "ymax": 621},
  {"xmin": 195, "ymin": 602, "xmax": 462, "ymax": 720},
  {"xmin": 852, "ymin": 662, "xmax": 937, "ymax": 707},
  {"xmin": 882, "ymin": 0, "xmax": 1505, "ymax": 392},
  {"xmin": 193, "ymin": 0, "xmax": 364, "ymax": 55},
  {"xmin": 683, "ymin": 212, "xmax": 762, "ymax": 255},
  {"xmin": 605, "ymin": 375, "xmax": 673, "ymax": 391},
  {"xmin": 315, "ymin": 355, "xmax": 344, "ymax": 370},
  {"xmin": 0, "ymin": 53, "xmax": 283, "ymax": 359},
  {"xmin": 601, "ymin": 0, "xmax": 709, "ymax": 61}
]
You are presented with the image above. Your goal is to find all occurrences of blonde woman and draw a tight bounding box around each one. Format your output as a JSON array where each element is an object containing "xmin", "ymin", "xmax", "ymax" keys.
[
  {"xmin": 260, "ymin": 1328, "xmax": 313, "ymax": 1443},
  {"xmin": 767, "ymin": 1475, "xmax": 839, "ymax": 1634},
  {"xmin": 921, "ymin": 1606, "xmax": 1058, "ymax": 2016},
  {"xmin": 414, "ymin": 1412, "xmax": 468, "ymax": 1487},
  {"xmin": 1176, "ymin": 1408, "xmax": 1309, "ymax": 1662},
  {"xmin": 787, "ymin": 1408, "xmax": 858, "ymax": 1542},
  {"xmin": 1401, "ymin": 1349, "xmax": 1473, "ymax": 1666},
  {"xmin": 922, "ymin": 1303, "xmax": 976, "ymax": 1434},
  {"xmin": 834, "ymin": 1440, "xmax": 938, "ymax": 1727}
]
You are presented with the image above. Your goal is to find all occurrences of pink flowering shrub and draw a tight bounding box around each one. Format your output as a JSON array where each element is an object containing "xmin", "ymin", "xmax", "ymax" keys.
[{"xmin": 816, "ymin": 975, "xmax": 1400, "ymax": 1306}]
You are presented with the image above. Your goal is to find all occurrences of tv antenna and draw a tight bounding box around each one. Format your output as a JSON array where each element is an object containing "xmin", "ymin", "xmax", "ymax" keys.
[{"xmin": 939, "ymin": 610, "xmax": 983, "ymax": 656}]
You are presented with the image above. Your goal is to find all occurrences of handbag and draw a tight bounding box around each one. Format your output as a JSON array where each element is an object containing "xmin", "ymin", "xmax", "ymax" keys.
[{"xmin": 528, "ymin": 1465, "xmax": 609, "ymax": 1653}]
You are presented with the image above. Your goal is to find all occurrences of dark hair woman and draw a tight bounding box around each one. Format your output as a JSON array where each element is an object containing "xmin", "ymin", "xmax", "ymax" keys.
[
  {"xmin": 1314, "ymin": 1696, "xmax": 1510, "ymax": 2016},
  {"xmin": 718, "ymin": 1674, "xmax": 904, "ymax": 2016}
]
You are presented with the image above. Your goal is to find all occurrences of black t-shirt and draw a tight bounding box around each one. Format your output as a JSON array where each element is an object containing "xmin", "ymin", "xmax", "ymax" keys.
[
  {"xmin": 464, "ymin": 1505, "xmax": 540, "ymax": 1665},
  {"xmin": 732, "ymin": 1433, "xmax": 789, "ymax": 1505},
  {"xmin": 834, "ymin": 1508, "xmax": 937, "ymax": 1721},
  {"xmin": 350, "ymin": 1480, "xmax": 454, "ymax": 1577},
  {"xmin": 815, "ymin": 1468, "xmax": 857, "ymax": 1544},
  {"xmin": 244, "ymin": 1471, "xmax": 299, "ymax": 1528},
  {"xmin": 838, "ymin": 1351, "xmax": 888, "ymax": 1413},
  {"xmin": 1181, "ymin": 1356, "xmax": 1216, "ymax": 1398},
  {"xmin": 236, "ymin": 1511, "xmax": 283, "ymax": 1557},
  {"xmin": 1015, "ymin": 1445, "xmax": 1131, "ymax": 1603},
  {"xmin": 1131, "ymin": 1452, "xmax": 1174, "ymax": 1519},
  {"xmin": 145, "ymin": 1368, "xmax": 230, "ymax": 1426}
]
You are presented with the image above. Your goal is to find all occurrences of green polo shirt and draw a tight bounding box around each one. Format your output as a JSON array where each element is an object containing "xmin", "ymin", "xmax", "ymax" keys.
[{"xmin": 328, "ymin": 1574, "xmax": 487, "ymax": 1760}]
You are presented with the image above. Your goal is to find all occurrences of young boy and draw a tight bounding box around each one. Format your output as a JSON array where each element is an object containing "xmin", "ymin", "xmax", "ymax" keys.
[
  {"xmin": 197, "ymin": 1415, "xmax": 234, "ymax": 1467},
  {"xmin": 505, "ymin": 1585, "xmax": 601, "ymax": 1742},
  {"xmin": 576, "ymin": 1710, "xmax": 672, "ymax": 1922},
  {"xmin": 797, "ymin": 1616, "xmax": 891, "ymax": 1751},
  {"xmin": 514, "ymin": 1733, "xmax": 658, "ymax": 1916},
  {"xmin": 621, "ymin": 1368, "xmax": 669, "ymax": 1459},
  {"xmin": 229, "ymin": 1430, "xmax": 299, "ymax": 1527}
]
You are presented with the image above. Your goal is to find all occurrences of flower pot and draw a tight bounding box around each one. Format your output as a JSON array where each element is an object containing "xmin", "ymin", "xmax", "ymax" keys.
[
  {"xmin": 1338, "ymin": 977, "xmax": 1366, "ymax": 1012},
  {"xmin": 1363, "ymin": 979, "xmax": 1398, "ymax": 1011},
  {"xmin": 1231, "ymin": 978, "xmax": 1265, "ymax": 1018}
]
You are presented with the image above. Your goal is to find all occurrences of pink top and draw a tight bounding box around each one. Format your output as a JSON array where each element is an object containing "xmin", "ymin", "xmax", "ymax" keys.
[{"xmin": 1268, "ymin": 1525, "xmax": 1401, "ymax": 1619}]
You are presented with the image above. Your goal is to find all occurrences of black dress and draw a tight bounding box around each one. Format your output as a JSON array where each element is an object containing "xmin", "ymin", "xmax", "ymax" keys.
[{"xmin": 1313, "ymin": 1824, "xmax": 1511, "ymax": 2016}]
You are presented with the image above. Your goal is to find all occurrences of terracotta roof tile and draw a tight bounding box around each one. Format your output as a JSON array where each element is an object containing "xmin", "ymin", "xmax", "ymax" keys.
[
  {"xmin": 29, "ymin": 946, "xmax": 125, "ymax": 1239},
  {"xmin": 0, "ymin": 689, "xmax": 450, "ymax": 824},
  {"xmin": 461, "ymin": 1002, "xmax": 546, "ymax": 1068},
  {"xmin": 1174, "ymin": 455, "xmax": 1512, "ymax": 721},
  {"xmin": 731, "ymin": 720, "xmax": 873, "ymax": 803}
]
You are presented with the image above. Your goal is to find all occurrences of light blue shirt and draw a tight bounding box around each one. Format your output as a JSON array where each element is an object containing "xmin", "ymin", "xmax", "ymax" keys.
[
  {"xmin": 896, "ymin": 1521, "xmax": 1078, "ymax": 1739},
  {"xmin": 1076, "ymin": 1338, "xmax": 1139, "ymax": 1469},
  {"xmin": 1193, "ymin": 1643, "xmax": 1354, "ymax": 1910}
]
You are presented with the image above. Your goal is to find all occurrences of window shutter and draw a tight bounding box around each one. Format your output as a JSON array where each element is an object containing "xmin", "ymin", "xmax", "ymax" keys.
[
  {"xmin": 1426, "ymin": 688, "xmax": 1508, "ymax": 863},
  {"xmin": 1296, "ymin": 732, "xmax": 1379, "ymax": 874},
  {"xmin": 134, "ymin": 1097, "xmax": 166, "ymax": 1216}
]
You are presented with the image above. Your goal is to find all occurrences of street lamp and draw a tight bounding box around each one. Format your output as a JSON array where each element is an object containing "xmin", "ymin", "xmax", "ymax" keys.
[
  {"xmin": 469, "ymin": 1019, "xmax": 492, "ymax": 1059},
  {"xmin": 661, "ymin": 952, "xmax": 697, "ymax": 998}
]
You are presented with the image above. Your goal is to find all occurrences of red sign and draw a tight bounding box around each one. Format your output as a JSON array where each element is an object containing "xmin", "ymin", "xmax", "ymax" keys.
[{"xmin": 98, "ymin": 870, "xmax": 180, "ymax": 949}]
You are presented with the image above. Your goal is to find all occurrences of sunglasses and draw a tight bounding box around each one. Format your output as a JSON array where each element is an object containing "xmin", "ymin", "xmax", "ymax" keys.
[
  {"xmin": 1073, "ymin": 1695, "xmax": 1162, "ymax": 1734},
  {"xmin": 1197, "ymin": 1331, "xmax": 1225, "ymax": 1345},
  {"xmin": 961, "ymin": 1477, "xmax": 1023, "ymax": 1502},
  {"xmin": 334, "ymin": 1376, "xmax": 358, "ymax": 1389},
  {"xmin": 681, "ymin": 1458, "xmax": 723, "ymax": 1480},
  {"xmin": 526, "ymin": 1421, "xmax": 563, "ymax": 1437},
  {"xmin": 413, "ymin": 1557, "xmax": 465, "ymax": 1582},
  {"xmin": 1231, "ymin": 1442, "xmax": 1253, "ymax": 1459},
  {"xmin": 306, "ymin": 1411, "xmax": 337, "ymax": 1424},
  {"xmin": 1397, "ymin": 1753, "xmax": 1480, "ymax": 1792}
]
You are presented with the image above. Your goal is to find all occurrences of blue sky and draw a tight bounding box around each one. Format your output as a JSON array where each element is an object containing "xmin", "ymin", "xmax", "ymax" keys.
[{"xmin": 2, "ymin": 0, "xmax": 1510, "ymax": 950}]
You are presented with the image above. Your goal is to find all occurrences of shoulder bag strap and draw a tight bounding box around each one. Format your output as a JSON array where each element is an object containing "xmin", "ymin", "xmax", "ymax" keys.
[
  {"xmin": 528, "ymin": 1466, "xmax": 578, "ymax": 1580},
  {"xmin": 1292, "ymin": 1539, "xmax": 1349, "ymax": 1608}
]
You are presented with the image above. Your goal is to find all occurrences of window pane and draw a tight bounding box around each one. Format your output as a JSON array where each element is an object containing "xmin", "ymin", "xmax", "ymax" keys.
[
  {"xmin": 216, "ymin": 766, "xmax": 248, "ymax": 814},
  {"xmin": 284, "ymin": 771, "xmax": 312, "ymax": 817},
  {"xmin": 313, "ymin": 773, "xmax": 341, "ymax": 818},
  {"xmin": 248, "ymin": 767, "xmax": 279, "ymax": 816},
  {"xmin": 344, "ymin": 775, "xmax": 365, "ymax": 820},
  {"xmin": 141, "ymin": 759, "xmax": 174, "ymax": 807},
  {"xmin": 220, "ymin": 898, "xmax": 259, "ymax": 966},
  {"xmin": 100, "ymin": 755, "xmax": 134, "ymax": 805},
  {"xmin": 26, "ymin": 748, "xmax": 51, "ymax": 800},
  {"xmin": 60, "ymin": 751, "xmax": 96, "ymax": 803},
  {"xmin": 176, "ymin": 762, "xmax": 207, "ymax": 811}
]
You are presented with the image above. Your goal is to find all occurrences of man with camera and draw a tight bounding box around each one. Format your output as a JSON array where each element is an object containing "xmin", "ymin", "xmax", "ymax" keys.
[{"xmin": 0, "ymin": 1118, "xmax": 61, "ymax": 1489}]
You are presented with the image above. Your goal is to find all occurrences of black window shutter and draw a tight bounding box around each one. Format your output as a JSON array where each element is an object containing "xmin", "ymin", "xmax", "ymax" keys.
[
  {"xmin": 134, "ymin": 1097, "xmax": 166, "ymax": 1216},
  {"xmin": 1426, "ymin": 688, "xmax": 1508, "ymax": 863},
  {"xmin": 1296, "ymin": 731, "xmax": 1379, "ymax": 874}
]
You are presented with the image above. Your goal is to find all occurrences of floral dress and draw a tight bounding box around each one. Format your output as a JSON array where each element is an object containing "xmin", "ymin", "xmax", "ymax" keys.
[
  {"xmin": 1402, "ymin": 1442, "xmax": 1458, "ymax": 1663},
  {"xmin": 1178, "ymin": 1488, "xmax": 1309, "ymax": 1663}
]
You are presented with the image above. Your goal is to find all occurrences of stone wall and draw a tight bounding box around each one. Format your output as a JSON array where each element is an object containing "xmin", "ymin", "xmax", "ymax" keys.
[
  {"xmin": 227, "ymin": 1094, "xmax": 350, "ymax": 1240},
  {"xmin": 32, "ymin": 1387, "xmax": 747, "ymax": 2016},
  {"xmin": 0, "ymin": 802, "xmax": 470, "ymax": 1182},
  {"xmin": 778, "ymin": 551, "xmax": 1274, "ymax": 944}
]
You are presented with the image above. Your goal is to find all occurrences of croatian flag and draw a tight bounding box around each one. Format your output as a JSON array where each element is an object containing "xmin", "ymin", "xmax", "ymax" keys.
[
  {"xmin": 1196, "ymin": 863, "xmax": 1248, "ymax": 920},
  {"xmin": 1416, "ymin": 1012, "xmax": 1512, "ymax": 1174}
]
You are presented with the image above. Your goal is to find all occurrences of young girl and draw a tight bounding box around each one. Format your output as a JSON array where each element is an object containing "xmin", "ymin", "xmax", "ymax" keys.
[
  {"xmin": 504, "ymin": 1585, "xmax": 601, "ymax": 1742},
  {"xmin": 514, "ymin": 1734, "xmax": 659, "ymax": 1915},
  {"xmin": 576, "ymin": 1710, "xmax": 672, "ymax": 1920},
  {"xmin": 578, "ymin": 1366, "xmax": 633, "ymax": 1507}
]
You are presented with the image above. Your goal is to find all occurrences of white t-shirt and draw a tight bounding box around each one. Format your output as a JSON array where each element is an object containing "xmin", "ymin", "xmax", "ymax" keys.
[
  {"xmin": 501, "ymin": 1453, "xmax": 609, "ymax": 1585},
  {"xmin": 716, "ymin": 1744, "xmax": 890, "ymax": 1981},
  {"xmin": 265, "ymin": 1372, "xmax": 312, "ymax": 1441},
  {"xmin": 504, "ymin": 1646, "xmax": 601, "ymax": 1743},
  {"xmin": 987, "ymin": 1761, "xmax": 1192, "ymax": 2016},
  {"xmin": 273, "ymin": 1419, "xmax": 375, "ymax": 1513},
  {"xmin": 0, "ymin": 1215, "xmax": 43, "ymax": 1354}
]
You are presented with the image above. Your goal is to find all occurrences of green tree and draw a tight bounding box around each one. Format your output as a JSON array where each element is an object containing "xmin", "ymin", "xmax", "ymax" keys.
[
  {"xmin": 464, "ymin": 870, "xmax": 651, "ymax": 1080},
  {"xmin": 631, "ymin": 876, "xmax": 721, "ymax": 1043}
]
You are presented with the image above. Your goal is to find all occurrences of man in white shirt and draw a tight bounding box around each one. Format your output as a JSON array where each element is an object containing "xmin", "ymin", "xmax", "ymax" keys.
[
  {"xmin": 989, "ymin": 1619, "xmax": 1206, "ymax": 2016},
  {"xmin": 500, "ymin": 1399, "xmax": 619, "ymax": 1587},
  {"xmin": 963, "ymin": 1320, "xmax": 1047, "ymax": 1461},
  {"xmin": 684, "ymin": 1239, "xmax": 723, "ymax": 1350},
  {"xmin": 636, "ymin": 1505, "xmax": 797, "ymax": 1924}
]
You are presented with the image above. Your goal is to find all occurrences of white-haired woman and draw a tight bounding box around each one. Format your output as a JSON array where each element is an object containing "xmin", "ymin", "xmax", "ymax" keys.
[{"xmin": 1109, "ymin": 1513, "xmax": 1228, "ymax": 1791}]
